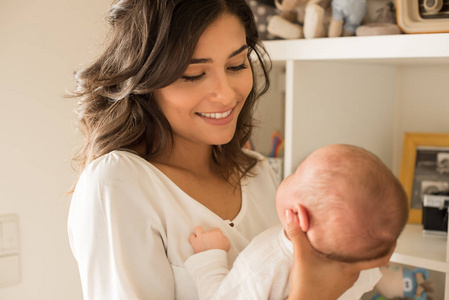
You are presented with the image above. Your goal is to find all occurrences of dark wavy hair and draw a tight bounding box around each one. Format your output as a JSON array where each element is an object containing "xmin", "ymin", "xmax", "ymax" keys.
[{"xmin": 70, "ymin": 0, "xmax": 271, "ymax": 185}]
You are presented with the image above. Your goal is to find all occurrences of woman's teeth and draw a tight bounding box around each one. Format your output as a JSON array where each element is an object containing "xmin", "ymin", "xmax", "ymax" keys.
[{"xmin": 198, "ymin": 109, "xmax": 232, "ymax": 119}]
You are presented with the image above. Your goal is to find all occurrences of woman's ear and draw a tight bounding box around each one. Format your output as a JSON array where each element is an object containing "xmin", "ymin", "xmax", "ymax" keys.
[{"xmin": 296, "ymin": 204, "xmax": 309, "ymax": 232}]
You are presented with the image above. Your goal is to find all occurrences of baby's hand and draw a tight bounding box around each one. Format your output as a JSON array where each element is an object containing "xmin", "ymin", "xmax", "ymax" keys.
[{"xmin": 189, "ymin": 226, "xmax": 231, "ymax": 253}]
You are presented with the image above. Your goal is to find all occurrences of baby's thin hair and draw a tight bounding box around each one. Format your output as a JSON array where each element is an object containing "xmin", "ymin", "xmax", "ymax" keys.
[{"xmin": 297, "ymin": 145, "xmax": 408, "ymax": 262}]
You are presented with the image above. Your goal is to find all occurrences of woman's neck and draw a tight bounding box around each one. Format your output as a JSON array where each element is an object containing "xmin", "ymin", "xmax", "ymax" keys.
[{"xmin": 151, "ymin": 140, "xmax": 218, "ymax": 178}]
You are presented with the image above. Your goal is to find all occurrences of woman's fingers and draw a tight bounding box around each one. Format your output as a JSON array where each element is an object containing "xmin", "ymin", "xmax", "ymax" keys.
[
  {"xmin": 286, "ymin": 209, "xmax": 361, "ymax": 300},
  {"xmin": 286, "ymin": 208, "xmax": 395, "ymax": 300},
  {"xmin": 285, "ymin": 209, "xmax": 301, "ymax": 239},
  {"xmin": 285, "ymin": 208, "xmax": 314, "ymax": 263}
]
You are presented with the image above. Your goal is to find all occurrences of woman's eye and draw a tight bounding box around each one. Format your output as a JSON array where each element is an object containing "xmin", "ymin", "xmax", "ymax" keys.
[
  {"xmin": 180, "ymin": 64, "xmax": 247, "ymax": 82},
  {"xmin": 181, "ymin": 73, "xmax": 205, "ymax": 82},
  {"xmin": 228, "ymin": 63, "xmax": 248, "ymax": 72}
]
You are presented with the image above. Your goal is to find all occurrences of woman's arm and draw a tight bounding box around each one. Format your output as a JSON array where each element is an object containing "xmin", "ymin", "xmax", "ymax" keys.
[
  {"xmin": 68, "ymin": 157, "xmax": 174, "ymax": 300},
  {"xmin": 285, "ymin": 210, "xmax": 393, "ymax": 300}
]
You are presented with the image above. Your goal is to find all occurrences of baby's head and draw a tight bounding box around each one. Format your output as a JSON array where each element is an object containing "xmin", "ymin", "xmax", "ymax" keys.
[{"xmin": 277, "ymin": 144, "xmax": 408, "ymax": 263}]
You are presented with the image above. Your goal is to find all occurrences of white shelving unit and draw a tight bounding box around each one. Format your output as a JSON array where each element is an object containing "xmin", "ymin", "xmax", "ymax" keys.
[
  {"xmin": 264, "ymin": 33, "xmax": 449, "ymax": 64},
  {"xmin": 262, "ymin": 33, "xmax": 449, "ymax": 299},
  {"xmin": 392, "ymin": 224, "xmax": 449, "ymax": 273}
]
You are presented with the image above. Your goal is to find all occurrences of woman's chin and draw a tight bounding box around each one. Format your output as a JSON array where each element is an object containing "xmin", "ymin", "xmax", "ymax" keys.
[{"xmin": 210, "ymin": 134, "xmax": 236, "ymax": 147}]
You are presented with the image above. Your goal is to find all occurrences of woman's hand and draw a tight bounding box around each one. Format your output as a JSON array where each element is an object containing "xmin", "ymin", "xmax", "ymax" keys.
[{"xmin": 285, "ymin": 209, "xmax": 394, "ymax": 300}]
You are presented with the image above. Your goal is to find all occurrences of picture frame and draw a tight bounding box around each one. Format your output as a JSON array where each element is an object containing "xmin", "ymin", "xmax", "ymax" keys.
[
  {"xmin": 399, "ymin": 132, "xmax": 449, "ymax": 224},
  {"xmin": 396, "ymin": 0, "xmax": 449, "ymax": 34}
]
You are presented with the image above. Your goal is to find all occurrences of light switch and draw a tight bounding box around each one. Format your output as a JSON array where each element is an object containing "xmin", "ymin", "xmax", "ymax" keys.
[
  {"xmin": 0, "ymin": 214, "xmax": 19, "ymax": 255},
  {"xmin": 1, "ymin": 221, "xmax": 18, "ymax": 251},
  {"xmin": 0, "ymin": 214, "xmax": 20, "ymax": 288},
  {"xmin": 0, "ymin": 255, "xmax": 20, "ymax": 288},
  {"xmin": 0, "ymin": 223, "xmax": 2, "ymax": 250}
]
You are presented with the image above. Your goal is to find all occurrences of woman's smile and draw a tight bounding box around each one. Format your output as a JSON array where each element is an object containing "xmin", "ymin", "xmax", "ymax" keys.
[
  {"xmin": 195, "ymin": 106, "xmax": 236, "ymax": 126},
  {"xmin": 195, "ymin": 107, "xmax": 234, "ymax": 120}
]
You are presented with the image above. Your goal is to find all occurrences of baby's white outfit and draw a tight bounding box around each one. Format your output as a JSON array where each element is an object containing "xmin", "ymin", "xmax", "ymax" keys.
[{"xmin": 185, "ymin": 224, "xmax": 382, "ymax": 300}]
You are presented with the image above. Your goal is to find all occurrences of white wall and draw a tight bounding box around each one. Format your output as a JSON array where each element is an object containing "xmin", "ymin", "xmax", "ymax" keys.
[
  {"xmin": 392, "ymin": 65, "xmax": 449, "ymax": 175},
  {"xmin": 261, "ymin": 60, "xmax": 449, "ymax": 178},
  {"xmin": 253, "ymin": 62, "xmax": 286, "ymax": 156},
  {"xmin": 0, "ymin": 0, "xmax": 110, "ymax": 298},
  {"xmin": 289, "ymin": 61, "xmax": 397, "ymax": 172}
]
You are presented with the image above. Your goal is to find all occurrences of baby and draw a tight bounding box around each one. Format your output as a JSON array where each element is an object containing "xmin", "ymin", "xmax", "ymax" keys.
[{"xmin": 185, "ymin": 144, "xmax": 409, "ymax": 300}]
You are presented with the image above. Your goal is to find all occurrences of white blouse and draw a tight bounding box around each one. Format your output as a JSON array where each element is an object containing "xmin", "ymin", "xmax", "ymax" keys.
[{"xmin": 68, "ymin": 150, "xmax": 280, "ymax": 300}]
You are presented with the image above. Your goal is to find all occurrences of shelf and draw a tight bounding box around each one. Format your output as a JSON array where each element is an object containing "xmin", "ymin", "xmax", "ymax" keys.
[
  {"xmin": 391, "ymin": 224, "xmax": 449, "ymax": 273},
  {"xmin": 263, "ymin": 33, "xmax": 449, "ymax": 65},
  {"xmin": 262, "ymin": 28, "xmax": 449, "ymax": 299}
]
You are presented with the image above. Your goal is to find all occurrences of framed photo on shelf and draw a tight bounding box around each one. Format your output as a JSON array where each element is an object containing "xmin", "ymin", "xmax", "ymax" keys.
[{"xmin": 399, "ymin": 132, "xmax": 449, "ymax": 224}]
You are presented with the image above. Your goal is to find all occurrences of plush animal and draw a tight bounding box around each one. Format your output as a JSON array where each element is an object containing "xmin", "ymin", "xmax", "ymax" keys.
[
  {"xmin": 356, "ymin": 2, "xmax": 402, "ymax": 36},
  {"xmin": 329, "ymin": 0, "xmax": 368, "ymax": 36},
  {"xmin": 248, "ymin": 0, "xmax": 279, "ymax": 40},
  {"xmin": 373, "ymin": 264, "xmax": 434, "ymax": 300},
  {"xmin": 266, "ymin": 0, "xmax": 368, "ymax": 39},
  {"xmin": 267, "ymin": 0, "xmax": 331, "ymax": 39}
]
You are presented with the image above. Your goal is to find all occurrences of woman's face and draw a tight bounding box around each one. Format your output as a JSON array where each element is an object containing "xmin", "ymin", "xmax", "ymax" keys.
[{"xmin": 153, "ymin": 13, "xmax": 253, "ymax": 148}]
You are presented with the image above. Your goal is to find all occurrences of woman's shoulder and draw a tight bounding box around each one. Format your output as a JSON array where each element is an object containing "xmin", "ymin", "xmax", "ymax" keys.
[
  {"xmin": 242, "ymin": 148, "xmax": 265, "ymax": 161},
  {"xmin": 243, "ymin": 149, "xmax": 280, "ymax": 187},
  {"xmin": 82, "ymin": 149, "xmax": 152, "ymax": 180},
  {"xmin": 243, "ymin": 149, "xmax": 280, "ymax": 186},
  {"xmin": 243, "ymin": 149, "xmax": 269, "ymax": 173},
  {"xmin": 73, "ymin": 150, "xmax": 165, "ymax": 203}
]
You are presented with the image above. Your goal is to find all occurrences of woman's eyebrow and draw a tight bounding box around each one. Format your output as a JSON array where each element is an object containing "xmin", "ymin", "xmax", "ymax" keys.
[
  {"xmin": 189, "ymin": 45, "xmax": 249, "ymax": 65},
  {"xmin": 228, "ymin": 44, "xmax": 249, "ymax": 59}
]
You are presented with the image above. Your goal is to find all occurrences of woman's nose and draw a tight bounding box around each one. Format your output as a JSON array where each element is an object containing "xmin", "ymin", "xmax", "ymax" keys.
[{"xmin": 208, "ymin": 72, "xmax": 235, "ymax": 104}]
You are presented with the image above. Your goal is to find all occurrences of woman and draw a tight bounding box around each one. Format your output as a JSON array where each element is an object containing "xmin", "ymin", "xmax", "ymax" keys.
[{"xmin": 68, "ymin": 0, "xmax": 389, "ymax": 299}]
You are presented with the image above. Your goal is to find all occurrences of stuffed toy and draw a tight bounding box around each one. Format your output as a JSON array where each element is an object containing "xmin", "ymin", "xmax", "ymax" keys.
[
  {"xmin": 356, "ymin": 2, "xmax": 402, "ymax": 36},
  {"xmin": 248, "ymin": 0, "xmax": 278, "ymax": 40},
  {"xmin": 266, "ymin": 0, "xmax": 368, "ymax": 39},
  {"xmin": 267, "ymin": 0, "xmax": 332, "ymax": 39},
  {"xmin": 329, "ymin": 0, "xmax": 368, "ymax": 36},
  {"xmin": 373, "ymin": 264, "xmax": 434, "ymax": 300}
]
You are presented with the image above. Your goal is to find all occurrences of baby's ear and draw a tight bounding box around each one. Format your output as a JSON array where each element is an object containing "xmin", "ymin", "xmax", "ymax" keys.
[{"xmin": 296, "ymin": 204, "xmax": 309, "ymax": 232}]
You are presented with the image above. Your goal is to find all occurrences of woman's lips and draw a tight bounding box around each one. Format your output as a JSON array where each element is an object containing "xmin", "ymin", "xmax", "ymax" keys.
[{"xmin": 196, "ymin": 107, "xmax": 236, "ymax": 125}]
